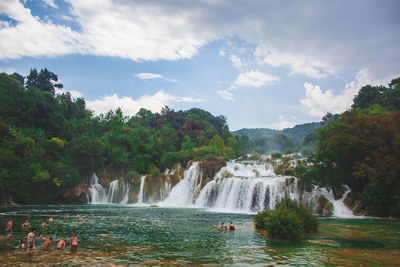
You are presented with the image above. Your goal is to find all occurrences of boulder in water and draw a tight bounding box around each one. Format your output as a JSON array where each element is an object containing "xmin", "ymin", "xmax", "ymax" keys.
[{"xmin": 151, "ymin": 204, "xmax": 159, "ymax": 207}]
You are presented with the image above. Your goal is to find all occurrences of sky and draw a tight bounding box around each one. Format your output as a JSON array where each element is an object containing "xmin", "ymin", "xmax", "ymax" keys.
[{"xmin": 0, "ymin": 0, "xmax": 399, "ymax": 131}]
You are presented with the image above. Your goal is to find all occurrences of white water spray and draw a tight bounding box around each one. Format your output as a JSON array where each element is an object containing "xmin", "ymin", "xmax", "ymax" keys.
[{"xmin": 137, "ymin": 176, "xmax": 146, "ymax": 204}]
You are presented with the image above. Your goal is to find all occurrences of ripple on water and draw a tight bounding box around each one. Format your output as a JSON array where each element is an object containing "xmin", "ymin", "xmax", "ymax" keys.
[{"xmin": 0, "ymin": 205, "xmax": 399, "ymax": 266}]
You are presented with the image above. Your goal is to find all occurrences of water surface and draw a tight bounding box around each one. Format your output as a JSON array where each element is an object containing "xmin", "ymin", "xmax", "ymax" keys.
[{"xmin": 1, "ymin": 204, "xmax": 399, "ymax": 266}]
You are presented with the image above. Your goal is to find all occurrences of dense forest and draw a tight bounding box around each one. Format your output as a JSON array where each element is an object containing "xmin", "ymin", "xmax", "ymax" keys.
[
  {"xmin": 297, "ymin": 78, "xmax": 400, "ymax": 217},
  {"xmin": 0, "ymin": 68, "xmax": 249, "ymax": 204},
  {"xmin": 233, "ymin": 122, "xmax": 320, "ymax": 155}
]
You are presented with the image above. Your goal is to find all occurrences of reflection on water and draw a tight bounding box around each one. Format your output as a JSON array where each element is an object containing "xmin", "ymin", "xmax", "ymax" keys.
[{"xmin": 0, "ymin": 205, "xmax": 399, "ymax": 266}]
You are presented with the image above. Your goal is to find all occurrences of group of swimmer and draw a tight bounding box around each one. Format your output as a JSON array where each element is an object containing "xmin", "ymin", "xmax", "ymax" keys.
[
  {"xmin": 215, "ymin": 222, "xmax": 235, "ymax": 231},
  {"xmin": 5, "ymin": 216, "xmax": 80, "ymax": 252}
]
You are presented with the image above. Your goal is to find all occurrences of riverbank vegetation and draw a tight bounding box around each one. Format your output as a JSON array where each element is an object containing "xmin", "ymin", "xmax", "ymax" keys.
[
  {"xmin": 255, "ymin": 198, "xmax": 319, "ymax": 240},
  {"xmin": 297, "ymin": 78, "xmax": 400, "ymax": 218},
  {"xmin": 0, "ymin": 68, "xmax": 249, "ymax": 204}
]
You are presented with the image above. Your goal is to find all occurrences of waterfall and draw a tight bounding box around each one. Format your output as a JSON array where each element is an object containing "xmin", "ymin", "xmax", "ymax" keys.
[
  {"xmin": 162, "ymin": 162, "xmax": 202, "ymax": 206},
  {"xmin": 88, "ymin": 173, "xmax": 107, "ymax": 204},
  {"xmin": 162, "ymin": 161, "xmax": 354, "ymax": 217},
  {"xmin": 137, "ymin": 176, "xmax": 146, "ymax": 204},
  {"xmin": 88, "ymin": 174, "xmax": 131, "ymax": 204}
]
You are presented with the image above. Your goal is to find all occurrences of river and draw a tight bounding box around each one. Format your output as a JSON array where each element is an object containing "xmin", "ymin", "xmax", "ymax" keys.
[{"xmin": 1, "ymin": 204, "xmax": 399, "ymax": 266}]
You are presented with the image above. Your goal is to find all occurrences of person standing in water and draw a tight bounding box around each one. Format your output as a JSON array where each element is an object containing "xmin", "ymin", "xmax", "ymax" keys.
[
  {"xmin": 5, "ymin": 219, "xmax": 13, "ymax": 239},
  {"xmin": 70, "ymin": 234, "xmax": 78, "ymax": 252},
  {"xmin": 27, "ymin": 228, "xmax": 36, "ymax": 252},
  {"xmin": 49, "ymin": 217, "xmax": 53, "ymax": 223},
  {"xmin": 42, "ymin": 237, "xmax": 52, "ymax": 251},
  {"xmin": 41, "ymin": 220, "xmax": 47, "ymax": 229},
  {"xmin": 56, "ymin": 237, "xmax": 65, "ymax": 250},
  {"xmin": 229, "ymin": 222, "xmax": 235, "ymax": 230}
]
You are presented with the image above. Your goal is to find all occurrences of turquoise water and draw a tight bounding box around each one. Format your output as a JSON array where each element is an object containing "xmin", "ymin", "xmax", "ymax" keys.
[{"xmin": 1, "ymin": 204, "xmax": 400, "ymax": 266}]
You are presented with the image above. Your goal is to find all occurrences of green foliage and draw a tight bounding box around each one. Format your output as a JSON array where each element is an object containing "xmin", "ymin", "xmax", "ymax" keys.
[
  {"xmin": 271, "ymin": 152, "xmax": 282, "ymax": 159},
  {"xmin": 303, "ymin": 77, "xmax": 400, "ymax": 217},
  {"xmin": 0, "ymin": 68, "xmax": 247, "ymax": 204},
  {"xmin": 255, "ymin": 198, "xmax": 319, "ymax": 240}
]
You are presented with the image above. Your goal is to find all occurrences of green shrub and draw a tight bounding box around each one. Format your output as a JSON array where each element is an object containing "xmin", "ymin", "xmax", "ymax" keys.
[
  {"xmin": 271, "ymin": 152, "xmax": 282, "ymax": 159},
  {"xmin": 255, "ymin": 197, "xmax": 319, "ymax": 240},
  {"xmin": 263, "ymin": 209, "xmax": 304, "ymax": 240}
]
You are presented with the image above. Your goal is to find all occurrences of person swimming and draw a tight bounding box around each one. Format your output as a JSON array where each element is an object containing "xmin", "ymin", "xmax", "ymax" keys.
[
  {"xmin": 18, "ymin": 239, "xmax": 24, "ymax": 249},
  {"xmin": 220, "ymin": 222, "xmax": 227, "ymax": 231},
  {"xmin": 56, "ymin": 237, "xmax": 65, "ymax": 250},
  {"xmin": 229, "ymin": 222, "xmax": 235, "ymax": 230},
  {"xmin": 21, "ymin": 220, "xmax": 30, "ymax": 229}
]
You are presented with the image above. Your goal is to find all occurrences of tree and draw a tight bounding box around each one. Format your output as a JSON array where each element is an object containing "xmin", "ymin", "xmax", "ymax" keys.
[{"xmin": 26, "ymin": 68, "xmax": 63, "ymax": 94}]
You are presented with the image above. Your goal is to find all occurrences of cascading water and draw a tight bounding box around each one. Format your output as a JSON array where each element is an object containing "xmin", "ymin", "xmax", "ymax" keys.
[
  {"xmin": 88, "ymin": 174, "xmax": 130, "ymax": 204},
  {"xmin": 88, "ymin": 173, "xmax": 108, "ymax": 204},
  {"xmin": 162, "ymin": 162, "xmax": 202, "ymax": 206},
  {"xmin": 162, "ymin": 161, "xmax": 354, "ymax": 217},
  {"xmin": 137, "ymin": 176, "xmax": 146, "ymax": 204}
]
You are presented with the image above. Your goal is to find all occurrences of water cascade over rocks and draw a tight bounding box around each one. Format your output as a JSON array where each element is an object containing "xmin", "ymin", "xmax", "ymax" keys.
[
  {"xmin": 162, "ymin": 162, "xmax": 202, "ymax": 206},
  {"xmin": 87, "ymin": 161, "xmax": 354, "ymax": 217},
  {"xmin": 137, "ymin": 176, "xmax": 146, "ymax": 204},
  {"xmin": 162, "ymin": 161, "xmax": 354, "ymax": 217},
  {"xmin": 88, "ymin": 174, "xmax": 130, "ymax": 204}
]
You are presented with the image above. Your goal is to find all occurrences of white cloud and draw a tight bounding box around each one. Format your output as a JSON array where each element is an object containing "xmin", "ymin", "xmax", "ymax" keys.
[
  {"xmin": 135, "ymin": 73, "xmax": 163, "ymax": 80},
  {"xmin": 135, "ymin": 72, "xmax": 177, "ymax": 82},
  {"xmin": 217, "ymin": 90, "xmax": 234, "ymax": 101},
  {"xmin": 175, "ymin": 96, "xmax": 204, "ymax": 103},
  {"xmin": 55, "ymin": 88, "xmax": 83, "ymax": 99},
  {"xmin": 0, "ymin": 0, "xmax": 215, "ymax": 61},
  {"xmin": 0, "ymin": 0, "xmax": 398, "ymax": 86},
  {"xmin": 267, "ymin": 121, "xmax": 296, "ymax": 130},
  {"xmin": 266, "ymin": 115, "xmax": 296, "ymax": 130},
  {"xmin": 66, "ymin": 0, "xmax": 215, "ymax": 61},
  {"xmin": 233, "ymin": 70, "xmax": 278, "ymax": 87},
  {"xmin": 219, "ymin": 49, "xmax": 225, "ymax": 56},
  {"xmin": 300, "ymin": 68, "xmax": 395, "ymax": 118},
  {"xmin": 255, "ymin": 47, "xmax": 336, "ymax": 79},
  {"xmin": 42, "ymin": 0, "xmax": 58, "ymax": 9},
  {"xmin": 230, "ymin": 54, "xmax": 244, "ymax": 70},
  {"xmin": 85, "ymin": 90, "xmax": 203, "ymax": 116},
  {"xmin": 0, "ymin": 1, "xmax": 82, "ymax": 59}
]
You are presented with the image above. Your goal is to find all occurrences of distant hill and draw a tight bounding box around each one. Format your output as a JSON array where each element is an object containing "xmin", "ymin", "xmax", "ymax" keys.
[
  {"xmin": 233, "ymin": 122, "xmax": 320, "ymax": 143},
  {"xmin": 233, "ymin": 122, "xmax": 320, "ymax": 155}
]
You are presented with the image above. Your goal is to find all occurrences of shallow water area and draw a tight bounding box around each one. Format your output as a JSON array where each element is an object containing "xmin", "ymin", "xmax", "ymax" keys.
[{"xmin": 1, "ymin": 204, "xmax": 400, "ymax": 266}]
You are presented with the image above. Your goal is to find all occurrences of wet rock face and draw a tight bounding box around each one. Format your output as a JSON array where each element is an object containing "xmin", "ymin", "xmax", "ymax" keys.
[
  {"xmin": 316, "ymin": 195, "xmax": 334, "ymax": 216},
  {"xmin": 198, "ymin": 159, "xmax": 227, "ymax": 190},
  {"xmin": 343, "ymin": 191, "xmax": 366, "ymax": 216},
  {"xmin": 332, "ymin": 186, "xmax": 345, "ymax": 200},
  {"xmin": 63, "ymin": 184, "xmax": 88, "ymax": 203},
  {"xmin": 199, "ymin": 159, "xmax": 226, "ymax": 179}
]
